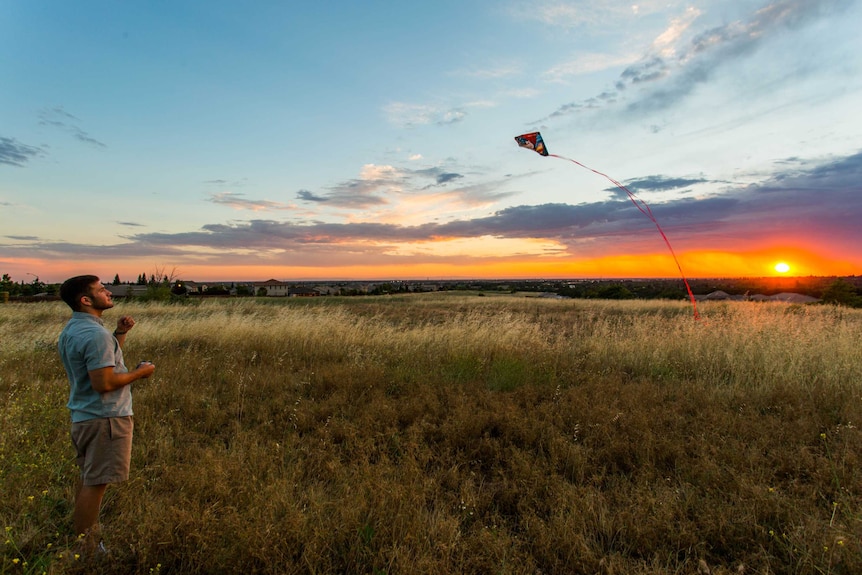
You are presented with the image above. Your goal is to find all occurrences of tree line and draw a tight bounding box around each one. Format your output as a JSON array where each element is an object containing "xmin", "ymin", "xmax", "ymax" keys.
[{"xmin": 2, "ymin": 273, "xmax": 861, "ymax": 307}]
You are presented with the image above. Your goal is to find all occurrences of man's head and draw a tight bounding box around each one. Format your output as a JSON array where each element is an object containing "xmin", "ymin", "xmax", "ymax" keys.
[{"xmin": 60, "ymin": 275, "xmax": 113, "ymax": 313}]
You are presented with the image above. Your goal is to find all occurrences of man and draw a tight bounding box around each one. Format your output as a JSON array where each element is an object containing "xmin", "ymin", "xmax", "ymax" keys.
[{"xmin": 58, "ymin": 275, "xmax": 156, "ymax": 551}]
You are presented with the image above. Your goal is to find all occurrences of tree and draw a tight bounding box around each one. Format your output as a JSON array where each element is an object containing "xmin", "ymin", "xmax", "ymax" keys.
[
  {"xmin": 594, "ymin": 285, "xmax": 635, "ymax": 300},
  {"xmin": 821, "ymin": 279, "xmax": 862, "ymax": 308},
  {"xmin": 113, "ymin": 274, "xmax": 121, "ymax": 285},
  {"xmin": 140, "ymin": 266, "xmax": 182, "ymax": 300},
  {"xmin": 371, "ymin": 283, "xmax": 395, "ymax": 295}
]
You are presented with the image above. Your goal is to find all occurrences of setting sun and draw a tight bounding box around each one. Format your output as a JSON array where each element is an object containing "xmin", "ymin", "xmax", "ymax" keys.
[{"xmin": 775, "ymin": 262, "xmax": 791, "ymax": 274}]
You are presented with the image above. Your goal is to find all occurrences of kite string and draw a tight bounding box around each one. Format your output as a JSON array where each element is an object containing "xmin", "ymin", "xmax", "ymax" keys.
[{"xmin": 549, "ymin": 153, "xmax": 700, "ymax": 320}]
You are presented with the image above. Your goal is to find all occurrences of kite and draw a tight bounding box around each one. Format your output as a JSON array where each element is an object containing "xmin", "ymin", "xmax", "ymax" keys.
[
  {"xmin": 515, "ymin": 131, "xmax": 700, "ymax": 320},
  {"xmin": 514, "ymin": 132, "xmax": 548, "ymax": 156}
]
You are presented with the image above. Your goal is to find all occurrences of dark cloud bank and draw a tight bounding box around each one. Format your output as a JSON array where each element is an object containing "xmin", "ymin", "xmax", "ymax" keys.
[{"xmin": 5, "ymin": 150, "xmax": 861, "ymax": 266}]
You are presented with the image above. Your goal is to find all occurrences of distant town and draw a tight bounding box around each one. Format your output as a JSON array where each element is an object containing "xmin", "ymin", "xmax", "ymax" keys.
[{"xmin": 4, "ymin": 273, "xmax": 861, "ymax": 307}]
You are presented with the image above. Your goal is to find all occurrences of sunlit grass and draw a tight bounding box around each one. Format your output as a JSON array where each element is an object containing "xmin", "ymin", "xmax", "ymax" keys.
[{"xmin": 2, "ymin": 294, "xmax": 861, "ymax": 573}]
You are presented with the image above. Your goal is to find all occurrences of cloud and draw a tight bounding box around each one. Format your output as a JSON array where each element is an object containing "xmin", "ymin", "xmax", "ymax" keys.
[
  {"xmin": 0, "ymin": 136, "xmax": 43, "ymax": 167},
  {"xmin": 38, "ymin": 106, "xmax": 107, "ymax": 148},
  {"xmin": 384, "ymin": 102, "xmax": 464, "ymax": 128},
  {"xmin": 435, "ymin": 172, "xmax": 463, "ymax": 185},
  {"xmin": 608, "ymin": 175, "xmax": 710, "ymax": 196},
  {"xmin": 412, "ymin": 167, "xmax": 464, "ymax": 187},
  {"xmin": 205, "ymin": 165, "xmax": 482, "ymax": 216},
  {"xmin": 543, "ymin": 53, "xmax": 638, "ymax": 83},
  {"xmin": 296, "ymin": 190, "xmax": 327, "ymax": 202},
  {"xmin": 652, "ymin": 6, "xmax": 701, "ymax": 56},
  {"xmin": 433, "ymin": 180, "xmax": 520, "ymax": 208},
  {"xmin": 455, "ymin": 63, "xmax": 522, "ymax": 79},
  {"xmin": 313, "ymin": 165, "xmax": 400, "ymax": 209},
  {"xmin": 208, "ymin": 191, "xmax": 294, "ymax": 211},
  {"xmin": 297, "ymin": 164, "xmax": 477, "ymax": 208},
  {"xmin": 4, "ymin": 149, "xmax": 859, "ymax": 264},
  {"xmin": 544, "ymin": 0, "xmax": 853, "ymax": 120},
  {"xmin": 117, "ymin": 221, "xmax": 146, "ymax": 227},
  {"xmin": 384, "ymin": 100, "xmax": 495, "ymax": 128},
  {"xmin": 204, "ymin": 178, "xmax": 248, "ymax": 187},
  {"xmin": 617, "ymin": 56, "xmax": 670, "ymax": 88},
  {"xmin": 510, "ymin": 1, "xmax": 671, "ymax": 28}
]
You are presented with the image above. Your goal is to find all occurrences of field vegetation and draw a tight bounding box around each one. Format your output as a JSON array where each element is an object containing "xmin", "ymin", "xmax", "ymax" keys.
[{"xmin": 1, "ymin": 294, "xmax": 861, "ymax": 574}]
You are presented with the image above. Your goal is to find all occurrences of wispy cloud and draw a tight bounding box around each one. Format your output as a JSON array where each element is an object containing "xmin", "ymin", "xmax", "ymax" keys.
[
  {"xmin": 384, "ymin": 103, "xmax": 465, "ymax": 128},
  {"xmin": 4, "ymin": 235, "xmax": 40, "ymax": 241},
  {"xmin": 312, "ymin": 164, "xmax": 402, "ymax": 209},
  {"xmin": 510, "ymin": 1, "xmax": 651, "ymax": 28},
  {"xmin": 201, "ymin": 164, "xmax": 495, "ymax": 216},
  {"xmin": 543, "ymin": 53, "xmax": 639, "ymax": 83},
  {"xmin": 384, "ymin": 100, "xmax": 495, "ymax": 128},
  {"xmin": 606, "ymin": 175, "xmax": 711, "ymax": 199},
  {"xmin": 208, "ymin": 191, "xmax": 294, "ymax": 211},
  {"xmin": 38, "ymin": 106, "xmax": 106, "ymax": 148},
  {"xmin": 297, "ymin": 164, "xmax": 484, "ymax": 209},
  {"xmin": 518, "ymin": 2, "xmax": 590, "ymax": 27},
  {"xmin": 543, "ymin": 0, "xmax": 853, "ymax": 120},
  {"xmin": 454, "ymin": 63, "xmax": 522, "ymax": 79},
  {"xmin": 0, "ymin": 136, "xmax": 43, "ymax": 167}
]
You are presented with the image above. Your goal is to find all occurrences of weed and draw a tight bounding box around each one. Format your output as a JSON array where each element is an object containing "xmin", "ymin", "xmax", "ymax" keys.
[{"xmin": 1, "ymin": 296, "xmax": 860, "ymax": 573}]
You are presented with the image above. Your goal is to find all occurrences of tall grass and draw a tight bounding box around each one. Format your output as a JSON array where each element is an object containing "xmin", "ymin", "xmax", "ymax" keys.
[{"xmin": 2, "ymin": 295, "xmax": 860, "ymax": 574}]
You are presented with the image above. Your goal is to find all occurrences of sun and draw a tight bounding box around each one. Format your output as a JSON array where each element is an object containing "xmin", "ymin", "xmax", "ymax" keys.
[{"xmin": 774, "ymin": 262, "xmax": 791, "ymax": 274}]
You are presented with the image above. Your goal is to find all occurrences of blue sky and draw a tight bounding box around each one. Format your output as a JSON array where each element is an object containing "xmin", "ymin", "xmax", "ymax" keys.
[{"xmin": 2, "ymin": 0, "xmax": 861, "ymax": 283}]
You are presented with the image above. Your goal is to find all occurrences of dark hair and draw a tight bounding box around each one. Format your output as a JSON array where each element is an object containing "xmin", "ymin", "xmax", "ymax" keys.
[{"xmin": 60, "ymin": 275, "xmax": 100, "ymax": 311}]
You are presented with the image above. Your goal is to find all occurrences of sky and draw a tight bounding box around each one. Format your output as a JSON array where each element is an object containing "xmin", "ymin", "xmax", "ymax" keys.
[{"xmin": 2, "ymin": 0, "xmax": 861, "ymax": 284}]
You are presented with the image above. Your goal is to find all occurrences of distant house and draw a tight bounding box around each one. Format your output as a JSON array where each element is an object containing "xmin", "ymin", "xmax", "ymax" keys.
[
  {"xmin": 313, "ymin": 285, "xmax": 339, "ymax": 296},
  {"xmin": 288, "ymin": 287, "xmax": 319, "ymax": 297},
  {"xmin": 699, "ymin": 290, "xmax": 734, "ymax": 301},
  {"xmin": 182, "ymin": 281, "xmax": 209, "ymax": 294},
  {"xmin": 105, "ymin": 284, "xmax": 149, "ymax": 298},
  {"xmin": 765, "ymin": 292, "xmax": 820, "ymax": 304},
  {"xmin": 696, "ymin": 290, "xmax": 819, "ymax": 303},
  {"xmin": 255, "ymin": 279, "xmax": 290, "ymax": 297}
]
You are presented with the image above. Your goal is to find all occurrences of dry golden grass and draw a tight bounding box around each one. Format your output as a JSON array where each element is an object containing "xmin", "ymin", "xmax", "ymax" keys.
[{"xmin": 1, "ymin": 294, "xmax": 861, "ymax": 574}]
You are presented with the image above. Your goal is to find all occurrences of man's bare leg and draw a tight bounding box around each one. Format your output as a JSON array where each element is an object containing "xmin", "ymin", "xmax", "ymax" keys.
[{"xmin": 73, "ymin": 484, "xmax": 107, "ymax": 550}]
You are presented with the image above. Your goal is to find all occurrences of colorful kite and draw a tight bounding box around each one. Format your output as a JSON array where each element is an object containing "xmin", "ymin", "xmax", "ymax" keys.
[
  {"xmin": 514, "ymin": 132, "xmax": 548, "ymax": 156},
  {"xmin": 515, "ymin": 131, "xmax": 700, "ymax": 319}
]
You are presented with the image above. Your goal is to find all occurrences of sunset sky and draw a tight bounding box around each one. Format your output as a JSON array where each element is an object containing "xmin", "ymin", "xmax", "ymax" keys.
[{"xmin": 2, "ymin": 0, "xmax": 861, "ymax": 284}]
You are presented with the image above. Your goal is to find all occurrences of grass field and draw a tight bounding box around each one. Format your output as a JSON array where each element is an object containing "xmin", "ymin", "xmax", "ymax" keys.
[{"xmin": 1, "ymin": 294, "xmax": 861, "ymax": 574}]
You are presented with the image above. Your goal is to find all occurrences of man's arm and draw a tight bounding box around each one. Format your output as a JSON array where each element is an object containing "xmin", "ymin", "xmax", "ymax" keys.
[
  {"xmin": 113, "ymin": 315, "xmax": 136, "ymax": 348},
  {"xmin": 89, "ymin": 363, "xmax": 155, "ymax": 394}
]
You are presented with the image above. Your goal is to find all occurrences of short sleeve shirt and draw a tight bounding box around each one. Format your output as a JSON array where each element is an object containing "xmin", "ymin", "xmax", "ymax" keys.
[{"xmin": 58, "ymin": 312, "xmax": 132, "ymax": 423}]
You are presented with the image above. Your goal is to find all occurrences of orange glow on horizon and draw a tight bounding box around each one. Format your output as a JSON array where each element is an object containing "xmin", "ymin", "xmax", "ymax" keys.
[{"xmin": 6, "ymin": 246, "xmax": 859, "ymax": 284}]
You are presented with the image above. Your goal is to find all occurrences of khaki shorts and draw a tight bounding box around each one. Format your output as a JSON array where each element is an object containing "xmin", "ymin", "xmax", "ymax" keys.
[{"xmin": 71, "ymin": 416, "xmax": 134, "ymax": 486}]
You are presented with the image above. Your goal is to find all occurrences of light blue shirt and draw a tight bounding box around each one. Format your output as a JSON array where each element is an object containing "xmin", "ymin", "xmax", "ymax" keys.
[{"xmin": 58, "ymin": 312, "xmax": 132, "ymax": 423}]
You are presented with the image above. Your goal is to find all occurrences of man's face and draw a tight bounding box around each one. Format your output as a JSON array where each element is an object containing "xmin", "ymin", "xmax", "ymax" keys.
[{"xmin": 84, "ymin": 282, "xmax": 114, "ymax": 311}]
